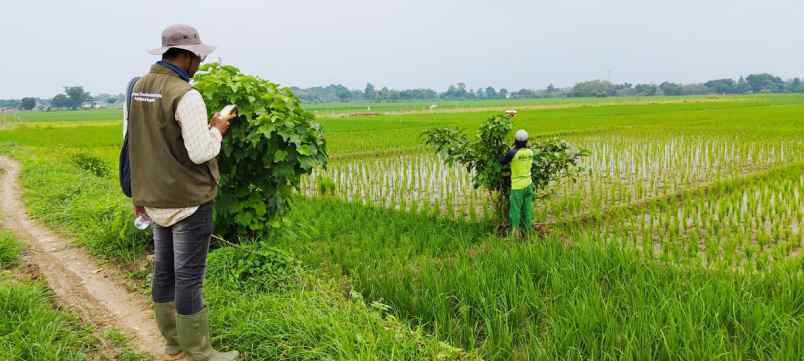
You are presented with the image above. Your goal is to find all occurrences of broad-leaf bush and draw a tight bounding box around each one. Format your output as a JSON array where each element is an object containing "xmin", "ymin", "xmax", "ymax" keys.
[
  {"xmin": 423, "ymin": 113, "xmax": 588, "ymax": 226},
  {"xmin": 194, "ymin": 64, "xmax": 328, "ymax": 239}
]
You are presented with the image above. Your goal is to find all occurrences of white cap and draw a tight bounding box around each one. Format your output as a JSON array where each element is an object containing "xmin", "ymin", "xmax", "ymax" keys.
[{"xmin": 515, "ymin": 129, "xmax": 528, "ymax": 142}]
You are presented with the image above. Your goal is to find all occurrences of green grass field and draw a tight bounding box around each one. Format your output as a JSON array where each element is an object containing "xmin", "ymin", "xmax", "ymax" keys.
[
  {"xmin": 0, "ymin": 94, "xmax": 802, "ymax": 360},
  {"xmin": 0, "ymin": 231, "xmax": 99, "ymax": 360}
]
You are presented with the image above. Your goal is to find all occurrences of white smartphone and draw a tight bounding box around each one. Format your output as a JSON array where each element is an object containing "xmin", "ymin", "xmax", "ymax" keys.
[{"xmin": 220, "ymin": 104, "xmax": 238, "ymax": 118}]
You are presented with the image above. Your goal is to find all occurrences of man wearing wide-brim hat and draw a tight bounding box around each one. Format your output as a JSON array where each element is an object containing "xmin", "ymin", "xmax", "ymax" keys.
[{"xmin": 125, "ymin": 24, "xmax": 238, "ymax": 361}]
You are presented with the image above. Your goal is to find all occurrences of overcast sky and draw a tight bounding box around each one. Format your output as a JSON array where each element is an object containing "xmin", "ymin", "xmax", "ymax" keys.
[{"xmin": 1, "ymin": 0, "xmax": 802, "ymax": 98}]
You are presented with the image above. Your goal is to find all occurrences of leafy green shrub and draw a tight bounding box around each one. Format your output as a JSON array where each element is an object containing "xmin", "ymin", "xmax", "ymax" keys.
[
  {"xmin": 423, "ymin": 113, "xmax": 588, "ymax": 225},
  {"xmin": 194, "ymin": 64, "xmax": 328, "ymax": 240},
  {"xmin": 207, "ymin": 243, "xmax": 302, "ymax": 292},
  {"xmin": 71, "ymin": 153, "xmax": 110, "ymax": 177},
  {"xmin": 0, "ymin": 231, "xmax": 21, "ymax": 269}
]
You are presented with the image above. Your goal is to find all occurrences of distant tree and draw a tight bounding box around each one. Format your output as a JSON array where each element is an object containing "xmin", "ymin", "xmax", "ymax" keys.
[
  {"xmin": 634, "ymin": 84, "xmax": 658, "ymax": 96},
  {"xmin": 334, "ymin": 85, "xmax": 352, "ymax": 102},
  {"xmin": 422, "ymin": 88, "xmax": 438, "ymax": 99},
  {"xmin": 546, "ymin": 84, "xmax": 557, "ymax": 93},
  {"xmin": 0, "ymin": 99, "xmax": 21, "ymax": 109},
  {"xmin": 364, "ymin": 83, "xmax": 377, "ymax": 100},
  {"xmin": 445, "ymin": 85, "xmax": 456, "ymax": 96},
  {"xmin": 571, "ymin": 80, "xmax": 614, "ymax": 97},
  {"xmin": 680, "ymin": 83, "xmax": 710, "ymax": 95},
  {"xmin": 466, "ymin": 88, "xmax": 478, "ymax": 99},
  {"xmin": 735, "ymin": 77, "xmax": 751, "ymax": 94},
  {"xmin": 499, "ymin": 88, "xmax": 508, "ymax": 99},
  {"xmin": 442, "ymin": 83, "xmax": 469, "ymax": 99},
  {"xmin": 704, "ymin": 78, "xmax": 737, "ymax": 94},
  {"xmin": 20, "ymin": 97, "xmax": 37, "ymax": 110},
  {"xmin": 485, "ymin": 86, "xmax": 497, "ymax": 99},
  {"xmin": 511, "ymin": 88, "xmax": 537, "ymax": 99},
  {"xmin": 745, "ymin": 73, "xmax": 784, "ymax": 93},
  {"xmin": 659, "ymin": 82, "xmax": 683, "ymax": 96},
  {"xmin": 64, "ymin": 86, "xmax": 91, "ymax": 109},
  {"xmin": 788, "ymin": 78, "xmax": 802, "ymax": 93},
  {"xmin": 614, "ymin": 83, "xmax": 636, "ymax": 96},
  {"xmin": 377, "ymin": 87, "xmax": 402, "ymax": 102},
  {"xmin": 456, "ymin": 83, "xmax": 468, "ymax": 97},
  {"xmin": 51, "ymin": 94, "xmax": 70, "ymax": 108}
]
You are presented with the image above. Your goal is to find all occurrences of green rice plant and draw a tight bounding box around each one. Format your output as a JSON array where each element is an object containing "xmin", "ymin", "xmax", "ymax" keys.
[
  {"xmin": 316, "ymin": 175, "xmax": 336, "ymax": 195},
  {"xmin": 274, "ymin": 199, "xmax": 804, "ymax": 360}
]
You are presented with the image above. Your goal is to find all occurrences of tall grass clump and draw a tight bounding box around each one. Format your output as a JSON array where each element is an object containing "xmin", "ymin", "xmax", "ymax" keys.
[{"xmin": 0, "ymin": 231, "xmax": 21, "ymax": 268}]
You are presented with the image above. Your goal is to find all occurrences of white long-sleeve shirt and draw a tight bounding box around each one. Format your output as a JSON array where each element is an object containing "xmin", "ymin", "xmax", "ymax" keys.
[{"xmin": 124, "ymin": 89, "xmax": 222, "ymax": 227}]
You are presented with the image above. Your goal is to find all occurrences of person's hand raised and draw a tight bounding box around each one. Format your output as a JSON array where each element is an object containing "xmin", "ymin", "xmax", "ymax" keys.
[{"xmin": 211, "ymin": 111, "xmax": 236, "ymax": 136}]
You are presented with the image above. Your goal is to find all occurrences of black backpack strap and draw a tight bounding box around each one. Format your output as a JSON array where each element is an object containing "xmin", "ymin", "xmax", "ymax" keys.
[
  {"xmin": 125, "ymin": 77, "xmax": 139, "ymax": 132},
  {"xmin": 119, "ymin": 76, "xmax": 140, "ymax": 198}
]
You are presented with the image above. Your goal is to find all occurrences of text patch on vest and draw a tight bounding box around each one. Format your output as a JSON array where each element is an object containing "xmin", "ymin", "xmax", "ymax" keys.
[{"xmin": 132, "ymin": 92, "xmax": 163, "ymax": 103}]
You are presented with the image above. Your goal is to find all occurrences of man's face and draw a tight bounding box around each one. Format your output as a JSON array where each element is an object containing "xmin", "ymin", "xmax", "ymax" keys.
[{"xmin": 187, "ymin": 54, "xmax": 203, "ymax": 78}]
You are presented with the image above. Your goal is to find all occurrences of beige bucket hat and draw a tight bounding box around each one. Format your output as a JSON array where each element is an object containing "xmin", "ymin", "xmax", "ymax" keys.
[{"xmin": 148, "ymin": 24, "xmax": 216, "ymax": 59}]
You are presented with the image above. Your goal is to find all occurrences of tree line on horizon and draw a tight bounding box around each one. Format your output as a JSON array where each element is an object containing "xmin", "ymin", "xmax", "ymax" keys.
[
  {"xmin": 0, "ymin": 86, "xmax": 122, "ymax": 111},
  {"xmin": 1, "ymin": 73, "xmax": 801, "ymax": 111},
  {"xmin": 292, "ymin": 73, "xmax": 802, "ymax": 103}
]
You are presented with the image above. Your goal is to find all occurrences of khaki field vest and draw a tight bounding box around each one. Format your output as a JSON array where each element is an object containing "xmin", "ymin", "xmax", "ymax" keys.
[{"xmin": 128, "ymin": 64, "xmax": 219, "ymax": 208}]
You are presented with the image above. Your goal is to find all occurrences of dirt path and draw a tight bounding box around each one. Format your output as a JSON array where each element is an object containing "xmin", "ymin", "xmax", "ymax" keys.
[{"xmin": 0, "ymin": 156, "xmax": 163, "ymax": 360}]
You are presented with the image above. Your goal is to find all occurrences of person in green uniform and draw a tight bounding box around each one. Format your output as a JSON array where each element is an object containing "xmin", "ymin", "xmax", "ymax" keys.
[{"xmin": 499, "ymin": 129, "xmax": 534, "ymax": 236}]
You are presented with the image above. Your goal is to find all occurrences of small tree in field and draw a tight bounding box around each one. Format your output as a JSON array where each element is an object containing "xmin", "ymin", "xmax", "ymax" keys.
[
  {"xmin": 20, "ymin": 97, "xmax": 37, "ymax": 110},
  {"xmin": 194, "ymin": 63, "xmax": 328, "ymax": 240},
  {"xmin": 64, "ymin": 86, "xmax": 91, "ymax": 110},
  {"xmin": 422, "ymin": 113, "xmax": 588, "ymax": 229}
]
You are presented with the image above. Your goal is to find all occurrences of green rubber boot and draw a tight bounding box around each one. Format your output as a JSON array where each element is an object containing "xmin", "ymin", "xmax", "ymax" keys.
[
  {"xmin": 154, "ymin": 302, "xmax": 184, "ymax": 360},
  {"xmin": 176, "ymin": 308, "xmax": 239, "ymax": 361}
]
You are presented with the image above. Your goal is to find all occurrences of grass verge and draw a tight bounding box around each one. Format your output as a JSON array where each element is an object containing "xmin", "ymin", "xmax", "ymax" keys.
[{"xmin": 0, "ymin": 231, "xmax": 97, "ymax": 360}]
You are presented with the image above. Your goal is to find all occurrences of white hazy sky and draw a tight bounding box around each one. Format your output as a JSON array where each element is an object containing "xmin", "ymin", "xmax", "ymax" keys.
[{"xmin": 1, "ymin": 0, "xmax": 802, "ymax": 98}]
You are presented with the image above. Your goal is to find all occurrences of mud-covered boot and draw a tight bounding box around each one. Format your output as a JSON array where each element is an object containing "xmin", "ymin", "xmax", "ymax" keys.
[
  {"xmin": 176, "ymin": 307, "xmax": 239, "ymax": 361},
  {"xmin": 154, "ymin": 302, "xmax": 184, "ymax": 360}
]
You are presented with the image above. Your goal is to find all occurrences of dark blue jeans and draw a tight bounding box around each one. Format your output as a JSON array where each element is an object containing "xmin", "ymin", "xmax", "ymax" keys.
[{"xmin": 151, "ymin": 201, "xmax": 214, "ymax": 315}]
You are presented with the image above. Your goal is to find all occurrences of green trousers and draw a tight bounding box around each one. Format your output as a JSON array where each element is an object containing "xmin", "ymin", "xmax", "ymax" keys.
[{"xmin": 509, "ymin": 184, "xmax": 534, "ymax": 233}]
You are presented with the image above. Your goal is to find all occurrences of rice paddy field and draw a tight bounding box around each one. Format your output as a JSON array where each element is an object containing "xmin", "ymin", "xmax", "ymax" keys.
[{"xmin": 0, "ymin": 94, "xmax": 802, "ymax": 360}]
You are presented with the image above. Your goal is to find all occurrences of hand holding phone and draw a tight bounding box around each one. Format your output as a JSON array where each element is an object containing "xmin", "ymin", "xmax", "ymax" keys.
[{"xmin": 219, "ymin": 104, "xmax": 238, "ymax": 121}]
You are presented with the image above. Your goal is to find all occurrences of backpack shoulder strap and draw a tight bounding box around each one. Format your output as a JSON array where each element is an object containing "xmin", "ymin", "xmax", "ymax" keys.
[
  {"xmin": 125, "ymin": 77, "xmax": 140, "ymax": 122},
  {"xmin": 120, "ymin": 76, "xmax": 140, "ymax": 199}
]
